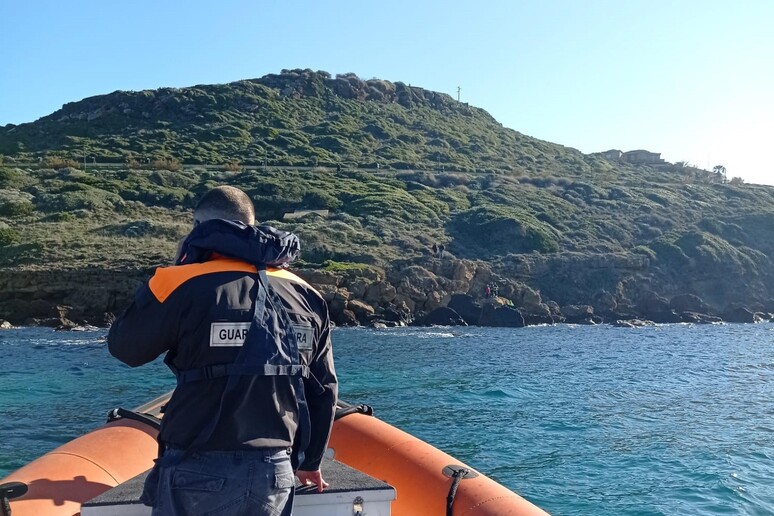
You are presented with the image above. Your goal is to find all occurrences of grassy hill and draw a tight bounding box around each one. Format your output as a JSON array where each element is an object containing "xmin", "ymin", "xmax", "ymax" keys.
[{"xmin": 0, "ymin": 69, "xmax": 772, "ymax": 320}]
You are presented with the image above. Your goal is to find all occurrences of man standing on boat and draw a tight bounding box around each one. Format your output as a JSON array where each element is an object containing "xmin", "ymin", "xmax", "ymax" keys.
[{"xmin": 108, "ymin": 186, "xmax": 338, "ymax": 516}]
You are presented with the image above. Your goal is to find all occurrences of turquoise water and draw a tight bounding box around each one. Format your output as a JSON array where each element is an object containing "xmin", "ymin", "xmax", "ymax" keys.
[{"xmin": 2, "ymin": 324, "xmax": 774, "ymax": 515}]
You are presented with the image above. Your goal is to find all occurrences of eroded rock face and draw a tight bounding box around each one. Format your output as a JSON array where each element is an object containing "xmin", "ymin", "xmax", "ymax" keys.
[
  {"xmin": 421, "ymin": 307, "xmax": 466, "ymax": 326},
  {"xmin": 723, "ymin": 306, "xmax": 763, "ymax": 324},
  {"xmin": 448, "ymin": 294, "xmax": 481, "ymax": 326},
  {"xmin": 479, "ymin": 305, "xmax": 525, "ymax": 328},
  {"xmin": 637, "ymin": 291, "xmax": 671, "ymax": 316},
  {"xmin": 561, "ymin": 305, "xmax": 595, "ymax": 325},
  {"xmin": 346, "ymin": 300, "xmax": 375, "ymax": 323},
  {"xmin": 364, "ymin": 281, "xmax": 397, "ymax": 305},
  {"xmin": 670, "ymin": 294, "xmax": 710, "ymax": 314},
  {"xmin": 1, "ymin": 255, "xmax": 766, "ymax": 329},
  {"xmin": 0, "ymin": 268, "xmax": 146, "ymax": 326}
]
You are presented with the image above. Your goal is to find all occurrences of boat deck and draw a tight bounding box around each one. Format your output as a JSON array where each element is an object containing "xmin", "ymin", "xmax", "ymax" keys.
[{"xmin": 81, "ymin": 457, "xmax": 396, "ymax": 516}]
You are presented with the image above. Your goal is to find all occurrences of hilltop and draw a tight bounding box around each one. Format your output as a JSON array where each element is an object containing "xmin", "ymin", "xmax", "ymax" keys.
[
  {"xmin": 0, "ymin": 70, "xmax": 772, "ymax": 328},
  {"xmin": 1, "ymin": 69, "xmax": 555, "ymax": 172}
]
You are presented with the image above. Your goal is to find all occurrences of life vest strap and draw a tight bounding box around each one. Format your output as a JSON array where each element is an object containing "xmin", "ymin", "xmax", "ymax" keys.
[{"xmin": 176, "ymin": 363, "xmax": 310, "ymax": 384}]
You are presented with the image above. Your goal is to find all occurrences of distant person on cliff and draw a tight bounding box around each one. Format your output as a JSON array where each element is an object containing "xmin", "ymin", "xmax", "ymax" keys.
[
  {"xmin": 485, "ymin": 285, "xmax": 491, "ymax": 299},
  {"xmin": 431, "ymin": 243, "xmax": 438, "ymax": 257},
  {"xmin": 438, "ymin": 244, "xmax": 445, "ymax": 259},
  {"xmin": 108, "ymin": 186, "xmax": 338, "ymax": 516}
]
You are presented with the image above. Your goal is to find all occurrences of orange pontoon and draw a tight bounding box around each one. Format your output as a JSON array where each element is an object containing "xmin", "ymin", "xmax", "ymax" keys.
[{"xmin": 0, "ymin": 393, "xmax": 548, "ymax": 515}]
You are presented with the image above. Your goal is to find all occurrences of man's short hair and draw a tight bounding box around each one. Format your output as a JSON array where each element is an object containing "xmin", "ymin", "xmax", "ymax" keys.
[{"xmin": 194, "ymin": 186, "xmax": 255, "ymax": 225}]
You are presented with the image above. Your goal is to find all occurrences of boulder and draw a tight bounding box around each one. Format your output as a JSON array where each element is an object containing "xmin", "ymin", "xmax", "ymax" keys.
[
  {"xmin": 723, "ymin": 306, "xmax": 763, "ymax": 324},
  {"xmin": 335, "ymin": 309, "xmax": 359, "ymax": 327},
  {"xmin": 561, "ymin": 305, "xmax": 595, "ymax": 324},
  {"xmin": 448, "ymin": 294, "xmax": 481, "ymax": 326},
  {"xmin": 451, "ymin": 261, "xmax": 477, "ymax": 283},
  {"xmin": 521, "ymin": 302, "xmax": 555, "ymax": 326},
  {"xmin": 348, "ymin": 278, "xmax": 370, "ymax": 299},
  {"xmin": 392, "ymin": 294, "xmax": 416, "ymax": 312},
  {"xmin": 103, "ymin": 312, "xmax": 117, "ymax": 327},
  {"xmin": 421, "ymin": 307, "xmax": 467, "ymax": 326},
  {"xmin": 7, "ymin": 299, "xmax": 58, "ymax": 323},
  {"xmin": 680, "ymin": 312, "xmax": 723, "ymax": 324},
  {"xmin": 479, "ymin": 304, "xmax": 525, "ymax": 328},
  {"xmin": 613, "ymin": 319, "xmax": 656, "ymax": 328},
  {"xmin": 423, "ymin": 290, "xmax": 447, "ymax": 312},
  {"xmin": 637, "ymin": 292, "xmax": 670, "ymax": 316},
  {"xmin": 522, "ymin": 312, "xmax": 556, "ymax": 326},
  {"xmin": 331, "ymin": 289, "xmax": 351, "ymax": 314},
  {"xmin": 394, "ymin": 266, "xmax": 441, "ymax": 303},
  {"xmin": 670, "ymin": 294, "xmax": 710, "ymax": 314},
  {"xmin": 347, "ymin": 300, "xmax": 375, "ymax": 323},
  {"xmin": 592, "ymin": 290, "xmax": 618, "ymax": 313},
  {"xmin": 0, "ymin": 320, "xmax": 12, "ymax": 329},
  {"xmin": 601, "ymin": 310, "xmax": 639, "ymax": 323},
  {"xmin": 297, "ymin": 269, "xmax": 342, "ymax": 287},
  {"xmin": 513, "ymin": 286, "xmax": 542, "ymax": 313},
  {"xmin": 364, "ymin": 281, "xmax": 397, "ymax": 305},
  {"xmin": 545, "ymin": 300, "xmax": 562, "ymax": 316},
  {"xmin": 371, "ymin": 305, "xmax": 411, "ymax": 325},
  {"xmin": 648, "ymin": 310, "xmax": 683, "ymax": 324}
]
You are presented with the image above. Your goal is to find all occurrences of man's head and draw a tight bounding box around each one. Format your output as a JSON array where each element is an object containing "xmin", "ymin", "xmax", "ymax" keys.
[{"xmin": 193, "ymin": 186, "xmax": 256, "ymax": 226}]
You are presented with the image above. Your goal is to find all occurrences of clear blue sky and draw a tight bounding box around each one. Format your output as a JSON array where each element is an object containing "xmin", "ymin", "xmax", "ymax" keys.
[{"xmin": 1, "ymin": 1, "xmax": 772, "ymax": 184}]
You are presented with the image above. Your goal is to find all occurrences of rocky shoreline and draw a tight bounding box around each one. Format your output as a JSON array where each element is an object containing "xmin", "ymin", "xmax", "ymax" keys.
[{"xmin": 0, "ymin": 257, "xmax": 770, "ymax": 331}]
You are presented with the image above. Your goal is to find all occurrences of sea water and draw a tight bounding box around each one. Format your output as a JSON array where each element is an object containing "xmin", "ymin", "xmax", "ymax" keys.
[{"xmin": 1, "ymin": 324, "xmax": 773, "ymax": 516}]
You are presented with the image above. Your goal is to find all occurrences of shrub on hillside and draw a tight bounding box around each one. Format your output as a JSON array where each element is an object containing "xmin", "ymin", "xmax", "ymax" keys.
[
  {"xmin": 42, "ymin": 157, "xmax": 80, "ymax": 169},
  {"xmin": 450, "ymin": 206, "xmax": 560, "ymax": 256},
  {"xmin": 0, "ymin": 168, "xmax": 18, "ymax": 184},
  {"xmin": 302, "ymin": 191, "xmax": 342, "ymax": 210},
  {"xmin": 648, "ymin": 238, "xmax": 690, "ymax": 267},
  {"xmin": 0, "ymin": 201, "xmax": 34, "ymax": 217},
  {"xmin": 224, "ymin": 161, "xmax": 242, "ymax": 172},
  {"xmin": 150, "ymin": 157, "xmax": 182, "ymax": 171},
  {"xmin": 0, "ymin": 227, "xmax": 19, "ymax": 246},
  {"xmin": 43, "ymin": 212, "xmax": 77, "ymax": 222}
]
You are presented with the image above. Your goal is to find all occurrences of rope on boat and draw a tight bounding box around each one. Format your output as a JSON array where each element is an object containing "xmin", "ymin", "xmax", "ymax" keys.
[
  {"xmin": 444, "ymin": 466, "xmax": 475, "ymax": 516},
  {"xmin": 334, "ymin": 401, "xmax": 374, "ymax": 420},
  {"xmin": 106, "ymin": 407, "xmax": 162, "ymax": 430}
]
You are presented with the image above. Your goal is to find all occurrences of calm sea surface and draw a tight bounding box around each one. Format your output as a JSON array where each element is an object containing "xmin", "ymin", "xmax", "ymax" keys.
[{"xmin": 1, "ymin": 324, "xmax": 774, "ymax": 515}]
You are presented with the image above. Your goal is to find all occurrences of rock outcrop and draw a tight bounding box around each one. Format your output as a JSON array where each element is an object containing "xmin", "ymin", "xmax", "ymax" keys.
[
  {"xmin": 421, "ymin": 307, "xmax": 467, "ymax": 326},
  {"xmin": 0, "ymin": 255, "xmax": 768, "ymax": 328},
  {"xmin": 722, "ymin": 306, "xmax": 763, "ymax": 324},
  {"xmin": 479, "ymin": 304, "xmax": 525, "ymax": 328}
]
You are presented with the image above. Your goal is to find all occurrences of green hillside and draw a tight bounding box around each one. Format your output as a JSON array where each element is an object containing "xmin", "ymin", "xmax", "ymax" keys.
[{"xmin": 0, "ymin": 69, "xmax": 772, "ymax": 323}]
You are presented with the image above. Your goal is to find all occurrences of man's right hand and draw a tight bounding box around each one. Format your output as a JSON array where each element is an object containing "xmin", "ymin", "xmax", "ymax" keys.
[{"xmin": 296, "ymin": 469, "xmax": 328, "ymax": 492}]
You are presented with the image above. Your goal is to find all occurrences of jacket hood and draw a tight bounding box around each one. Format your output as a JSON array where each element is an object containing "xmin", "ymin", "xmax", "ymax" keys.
[{"xmin": 176, "ymin": 219, "xmax": 300, "ymax": 268}]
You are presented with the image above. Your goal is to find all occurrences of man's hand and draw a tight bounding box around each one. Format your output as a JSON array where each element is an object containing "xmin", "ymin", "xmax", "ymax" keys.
[{"xmin": 295, "ymin": 469, "xmax": 328, "ymax": 493}]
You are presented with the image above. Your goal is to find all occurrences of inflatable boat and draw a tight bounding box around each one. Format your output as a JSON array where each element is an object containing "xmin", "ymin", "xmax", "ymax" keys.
[{"xmin": 0, "ymin": 392, "xmax": 548, "ymax": 515}]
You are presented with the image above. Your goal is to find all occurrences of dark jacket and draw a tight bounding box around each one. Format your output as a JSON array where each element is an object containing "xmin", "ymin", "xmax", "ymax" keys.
[{"xmin": 108, "ymin": 221, "xmax": 337, "ymax": 471}]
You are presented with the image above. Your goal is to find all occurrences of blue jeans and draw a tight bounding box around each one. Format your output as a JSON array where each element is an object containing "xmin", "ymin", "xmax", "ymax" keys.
[{"xmin": 143, "ymin": 448, "xmax": 295, "ymax": 516}]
